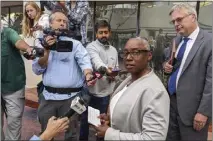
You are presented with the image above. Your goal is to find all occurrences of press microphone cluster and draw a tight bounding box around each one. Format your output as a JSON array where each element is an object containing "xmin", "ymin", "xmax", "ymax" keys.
[{"xmin": 60, "ymin": 94, "xmax": 90, "ymax": 118}]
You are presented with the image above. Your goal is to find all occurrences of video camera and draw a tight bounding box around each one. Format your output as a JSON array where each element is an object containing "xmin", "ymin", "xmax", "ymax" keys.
[
  {"xmin": 43, "ymin": 28, "xmax": 71, "ymax": 37},
  {"xmin": 42, "ymin": 28, "xmax": 77, "ymax": 52},
  {"xmin": 43, "ymin": 27, "xmax": 81, "ymax": 41},
  {"xmin": 23, "ymin": 46, "xmax": 44, "ymax": 60}
]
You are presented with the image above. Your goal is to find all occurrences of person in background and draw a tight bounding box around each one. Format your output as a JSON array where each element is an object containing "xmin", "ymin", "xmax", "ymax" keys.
[
  {"xmin": 92, "ymin": 37, "xmax": 170, "ymax": 140},
  {"xmin": 21, "ymin": 2, "xmax": 49, "ymax": 88},
  {"xmin": 65, "ymin": 0, "xmax": 90, "ymax": 46},
  {"xmin": 79, "ymin": 20, "xmax": 119, "ymax": 141},
  {"xmin": 164, "ymin": 3, "xmax": 212, "ymax": 140},
  {"xmin": 1, "ymin": 25, "xmax": 33, "ymax": 140},
  {"xmin": 22, "ymin": 1, "xmax": 49, "ymax": 46},
  {"xmin": 152, "ymin": 28, "xmax": 165, "ymax": 78},
  {"xmin": 41, "ymin": 0, "xmax": 90, "ymax": 46}
]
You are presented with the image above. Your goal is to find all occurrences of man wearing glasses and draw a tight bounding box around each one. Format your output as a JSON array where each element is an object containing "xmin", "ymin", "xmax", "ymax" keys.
[
  {"xmin": 164, "ymin": 3, "xmax": 212, "ymax": 140},
  {"xmin": 92, "ymin": 37, "xmax": 170, "ymax": 140}
]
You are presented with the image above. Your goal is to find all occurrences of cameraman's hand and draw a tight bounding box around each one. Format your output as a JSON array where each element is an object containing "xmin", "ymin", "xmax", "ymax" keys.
[
  {"xmin": 39, "ymin": 116, "xmax": 69, "ymax": 141},
  {"xmin": 45, "ymin": 36, "xmax": 57, "ymax": 47}
]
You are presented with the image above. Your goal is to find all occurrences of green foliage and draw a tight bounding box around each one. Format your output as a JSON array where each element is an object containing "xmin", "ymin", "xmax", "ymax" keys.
[{"xmin": 1, "ymin": 13, "xmax": 23, "ymax": 34}]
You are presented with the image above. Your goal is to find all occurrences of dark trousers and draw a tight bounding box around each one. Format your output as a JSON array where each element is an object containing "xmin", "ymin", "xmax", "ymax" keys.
[
  {"xmin": 166, "ymin": 94, "xmax": 209, "ymax": 141},
  {"xmin": 38, "ymin": 87, "xmax": 89, "ymax": 141},
  {"xmin": 79, "ymin": 94, "xmax": 110, "ymax": 141},
  {"xmin": 38, "ymin": 95, "xmax": 76, "ymax": 141}
]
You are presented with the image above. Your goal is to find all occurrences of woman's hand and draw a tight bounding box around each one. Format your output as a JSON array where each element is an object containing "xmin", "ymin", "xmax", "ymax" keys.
[
  {"xmin": 91, "ymin": 113, "xmax": 110, "ymax": 138},
  {"xmin": 98, "ymin": 113, "xmax": 110, "ymax": 125},
  {"xmin": 94, "ymin": 124, "xmax": 109, "ymax": 138}
]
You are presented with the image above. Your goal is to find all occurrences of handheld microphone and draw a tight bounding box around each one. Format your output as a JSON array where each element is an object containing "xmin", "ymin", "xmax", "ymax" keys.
[
  {"xmin": 23, "ymin": 47, "xmax": 44, "ymax": 60},
  {"xmin": 61, "ymin": 94, "xmax": 90, "ymax": 118}
]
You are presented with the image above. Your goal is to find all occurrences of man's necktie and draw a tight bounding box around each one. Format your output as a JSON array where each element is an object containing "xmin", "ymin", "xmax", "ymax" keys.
[{"xmin": 168, "ymin": 38, "xmax": 190, "ymax": 95}]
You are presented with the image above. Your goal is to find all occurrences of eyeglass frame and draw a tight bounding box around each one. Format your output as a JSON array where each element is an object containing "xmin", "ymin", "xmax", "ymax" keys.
[
  {"xmin": 169, "ymin": 14, "xmax": 193, "ymax": 25},
  {"xmin": 120, "ymin": 49, "xmax": 150, "ymax": 59}
]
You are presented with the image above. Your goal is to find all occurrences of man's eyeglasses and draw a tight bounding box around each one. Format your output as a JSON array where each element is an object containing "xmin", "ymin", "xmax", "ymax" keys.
[
  {"xmin": 120, "ymin": 50, "xmax": 150, "ymax": 59},
  {"xmin": 170, "ymin": 14, "xmax": 192, "ymax": 25}
]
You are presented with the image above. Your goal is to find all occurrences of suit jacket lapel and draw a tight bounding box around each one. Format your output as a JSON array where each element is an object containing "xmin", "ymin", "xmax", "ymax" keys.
[
  {"xmin": 175, "ymin": 35, "xmax": 183, "ymax": 49},
  {"xmin": 181, "ymin": 30, "xmax": 204, "ymax": 75}
]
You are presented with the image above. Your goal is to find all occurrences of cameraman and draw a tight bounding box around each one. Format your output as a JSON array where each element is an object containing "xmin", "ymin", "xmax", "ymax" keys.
[{"xmin": 32, "ymin": 10, "xmax": 95, "ymax": 141}]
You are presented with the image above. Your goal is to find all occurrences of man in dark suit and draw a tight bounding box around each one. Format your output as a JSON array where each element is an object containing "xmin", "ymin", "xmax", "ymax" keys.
[{"xmin": 164, "ymin": 3, "xmax": 212, "ymax": 140}]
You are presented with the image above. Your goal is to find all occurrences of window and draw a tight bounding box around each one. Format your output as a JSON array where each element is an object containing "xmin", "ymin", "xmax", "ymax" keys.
[
  {"xmin": 1, "ymin": 5, "xmax": 23, "ymax": 34},
  {"xmin": 199, "ymin": 1, "xmax": 212, "ymax": 33}
]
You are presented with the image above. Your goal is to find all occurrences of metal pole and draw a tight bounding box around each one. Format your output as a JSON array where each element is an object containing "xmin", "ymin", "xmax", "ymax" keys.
[
  {"xmin": 136, "ymin": 1, "xmax": 141, "ymax": 36},
  {"xmin": 93, "ymin": 1, "xmax": 96, "ymax": 40},
  {"xmin": 196, "ymin": 1, "xmax": 200, "ymax": 20}
]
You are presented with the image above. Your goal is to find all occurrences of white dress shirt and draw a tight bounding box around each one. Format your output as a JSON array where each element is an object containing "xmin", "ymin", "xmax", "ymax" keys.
[{"xmin": 175, "ymin": 26, "xmax": 200, "ymax": 88}]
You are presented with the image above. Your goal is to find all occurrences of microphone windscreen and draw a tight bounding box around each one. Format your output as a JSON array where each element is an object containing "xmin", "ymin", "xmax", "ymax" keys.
[{"xmin": 80, "ymin": 92, "xmax": 91, "ymax": 106}]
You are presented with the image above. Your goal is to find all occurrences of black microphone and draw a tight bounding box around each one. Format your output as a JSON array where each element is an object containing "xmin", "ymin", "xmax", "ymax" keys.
[
  {"xmin": 60, "ymin": 94, "xmax": 90, "ymax": 118},
  {"xmin": 23, "ymin": 47, "xmax": 44, "ymax": 60}
]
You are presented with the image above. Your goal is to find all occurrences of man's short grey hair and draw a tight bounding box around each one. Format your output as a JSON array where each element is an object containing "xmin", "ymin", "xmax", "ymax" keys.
[
  {"xmin": 135, "ymin": 37, "xmax": 150, "ymax": 50},
  {"xmin": 49, "ymin": 11, "xmax": 69, "ymax": 28},
  {"xmin": 169, "ymin": 3, "xmax": 197, "ymax": 20},
  {"xmin": 49, "ymin": 13, "xmax": 56, "ymax": 23}
]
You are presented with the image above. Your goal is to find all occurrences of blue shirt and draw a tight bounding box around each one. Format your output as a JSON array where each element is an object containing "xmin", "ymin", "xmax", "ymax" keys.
[
  {"xmin": 30, "ymin": 135, "xmax": 41, "ymax": 140},
  {"xmin": 32, "ymin": 36, "xmax": 92, "ymax": 100}
]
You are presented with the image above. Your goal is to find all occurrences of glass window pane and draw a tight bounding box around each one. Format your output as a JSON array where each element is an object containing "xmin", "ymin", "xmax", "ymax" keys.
[
  {"xmin": 10, "ymin": 6, "xmax": 23, "ymax": 34},
  {"xmin": 1, "ymin": 6, "xmax": 23, "ymax": 34},
  {"xmin": 87, "ymin": 1, "xmax": 212, "ymax": 84},
  {"xmin": 1, "ymin": 7, "xmax": 9, "ymax": 27},
  {"xmin": 199, "ymin": 1, "xmax": 212, "ymax": 33}
]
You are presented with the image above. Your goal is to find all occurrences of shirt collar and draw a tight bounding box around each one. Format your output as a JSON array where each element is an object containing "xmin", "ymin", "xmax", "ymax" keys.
[
  {"xmin": 185, "ymin": 26, "xmax": 200, "ymax": 41},
  {"xmin": 95, "ymin": 39, "xmax": 110, "ymax": 48}
]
